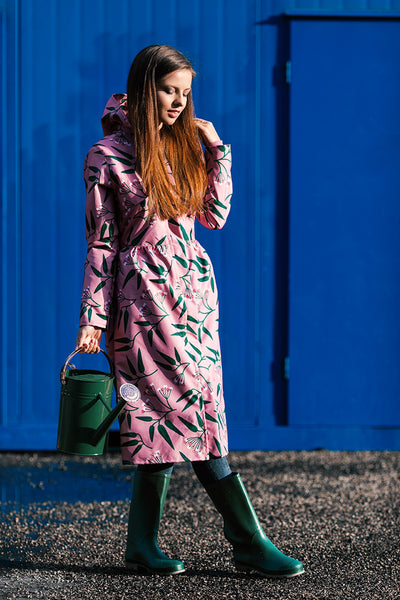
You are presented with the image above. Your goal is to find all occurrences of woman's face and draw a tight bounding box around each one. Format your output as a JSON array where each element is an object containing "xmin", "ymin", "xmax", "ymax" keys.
[{"xmin": 156, "ymin": 68, "xmax": 192, "ymax": 128}]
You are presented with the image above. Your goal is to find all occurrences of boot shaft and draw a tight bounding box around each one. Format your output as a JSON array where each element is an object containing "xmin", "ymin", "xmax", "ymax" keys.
[
  {"xmin": 205, "ymin": 472, "xmax": 264, "ymax": 542},
  {"xmin": 128, "ymin": 471, "xmax": 171, "ymax": 538}
]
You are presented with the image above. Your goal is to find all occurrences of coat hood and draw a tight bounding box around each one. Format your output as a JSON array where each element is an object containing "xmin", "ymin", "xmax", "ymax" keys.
[{"xmin": 101, "ymin": 93, "xmax": 132, "ymax": 136}]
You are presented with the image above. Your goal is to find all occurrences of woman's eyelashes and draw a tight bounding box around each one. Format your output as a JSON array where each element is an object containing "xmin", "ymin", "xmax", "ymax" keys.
[{"xmin": 163, "ymin": 87, "xmax": 190, "ymax": 96}]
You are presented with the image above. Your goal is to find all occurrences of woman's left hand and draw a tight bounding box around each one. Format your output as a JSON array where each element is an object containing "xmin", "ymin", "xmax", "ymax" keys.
[{"xmin": 194, "ymin": 118, "xmax": 221, "ymax": 146}]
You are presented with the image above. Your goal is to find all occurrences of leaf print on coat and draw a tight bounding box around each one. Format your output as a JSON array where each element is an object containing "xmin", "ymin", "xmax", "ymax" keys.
[{"xmin": 80, "ymin": 94, "xmax": 232, "ymax": 464}]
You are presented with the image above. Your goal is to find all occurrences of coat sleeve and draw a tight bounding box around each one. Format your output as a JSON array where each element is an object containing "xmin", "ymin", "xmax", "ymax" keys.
[
  {"xmin": 79, "ymin": 146, "xmax": 119, "ymax": 329},
  {"xmin": 196, "ymin": 143, "xmax": 232, "ymax": 230}
]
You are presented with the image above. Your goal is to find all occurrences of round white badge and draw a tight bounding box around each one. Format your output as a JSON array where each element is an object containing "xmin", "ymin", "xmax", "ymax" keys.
[{"xmin": 120, "ymin": 383, "xmax": 141, "ymax": 404}]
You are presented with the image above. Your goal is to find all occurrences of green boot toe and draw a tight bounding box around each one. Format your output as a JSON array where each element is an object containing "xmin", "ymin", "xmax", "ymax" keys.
[
  {"xmin": 125, "ymin": 554, "xmax": 185, "ymax": 575},
  {"xmin": 234, "ymin": 530, "xmax": 304, "ymax": 577},
  {"xmin": 125, "ymin": 539, "xmax": 185, "ymax": 575},
  {"xmin": 205, "ymin": 472, "xmax": 304, "ymax": 578}
]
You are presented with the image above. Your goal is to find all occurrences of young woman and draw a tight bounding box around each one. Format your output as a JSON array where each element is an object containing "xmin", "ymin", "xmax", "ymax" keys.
[{"xmin": 75, "ymin": 45, "xmax": 304, "ymax": 578}]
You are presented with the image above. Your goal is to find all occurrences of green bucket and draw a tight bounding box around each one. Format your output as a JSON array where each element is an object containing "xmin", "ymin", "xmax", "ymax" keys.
[{"xmin": 57, "ymin": 349, "xmax": 126, "ymax": 456}]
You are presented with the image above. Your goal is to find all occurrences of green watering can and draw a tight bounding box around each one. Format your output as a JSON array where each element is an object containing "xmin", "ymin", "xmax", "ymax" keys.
[{"xmin": 57, "ymin": 348, "xmax": 126, "ymax": 456}]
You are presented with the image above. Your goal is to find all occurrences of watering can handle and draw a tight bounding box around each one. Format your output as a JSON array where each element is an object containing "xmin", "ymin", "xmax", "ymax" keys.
[{"xmin": 60, "ymin": 348, "xmax": 114, "ymax": 385}]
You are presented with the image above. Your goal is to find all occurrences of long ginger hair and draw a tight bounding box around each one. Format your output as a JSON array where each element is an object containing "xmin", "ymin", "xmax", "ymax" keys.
[{"xmin": 127, "ymin": 45, "xmax": 207, "ymax": 220}]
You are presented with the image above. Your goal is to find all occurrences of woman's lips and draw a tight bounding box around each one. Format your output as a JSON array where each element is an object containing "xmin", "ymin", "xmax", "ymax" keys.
[{"xmin": 167, "ymin": 110, "xmax": 180, "ymax": 118}]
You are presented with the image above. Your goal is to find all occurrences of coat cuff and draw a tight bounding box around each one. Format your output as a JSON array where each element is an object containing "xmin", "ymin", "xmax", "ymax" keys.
[{"xmin": 207, "ymin": 139, "xmax": 223, "ymax": 147}]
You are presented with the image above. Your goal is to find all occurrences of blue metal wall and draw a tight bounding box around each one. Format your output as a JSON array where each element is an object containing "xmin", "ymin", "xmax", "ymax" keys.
[{"xmin": 2, "ymin": 0, "xmax": 400, "ymax": 450}]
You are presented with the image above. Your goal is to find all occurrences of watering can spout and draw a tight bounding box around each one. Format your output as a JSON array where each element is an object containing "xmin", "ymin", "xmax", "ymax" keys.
[{"xmin": 90, "ymin": 395, "xmax": 126, "ymax": 446}]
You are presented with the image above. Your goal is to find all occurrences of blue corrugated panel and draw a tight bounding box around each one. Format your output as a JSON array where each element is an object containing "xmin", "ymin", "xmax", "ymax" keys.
[
  {"xmin": 1, "ymin": 1, "xmax": 22, "ymax": 432},
  {"xmin": 2, "ymin": 0, "xmax": 400, "ymax": 450},
  {"xmin": 288, "ymin": 17, "xmax": 400, "ymax": 428}
]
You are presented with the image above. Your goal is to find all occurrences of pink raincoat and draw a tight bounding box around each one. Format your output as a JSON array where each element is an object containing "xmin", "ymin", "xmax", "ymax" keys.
[{"xmin": 79, "ymin": 94, "xmax": 232, "ymax": 464}]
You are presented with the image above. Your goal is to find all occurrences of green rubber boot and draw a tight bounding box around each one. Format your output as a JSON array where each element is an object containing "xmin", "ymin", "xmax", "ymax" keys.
[
  {"xmin": 125, "ymin": 471, "xmax": 185, "ymax": 575},
  {"xmin": 205, "ymin": 473, "xmax": 304, "ymax": 578}
]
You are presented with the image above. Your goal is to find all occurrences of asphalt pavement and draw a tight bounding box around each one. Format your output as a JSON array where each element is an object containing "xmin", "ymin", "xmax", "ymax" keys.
[{"xmin": 0, "ymin": 450, "xmax": 399, "ymax": 600}]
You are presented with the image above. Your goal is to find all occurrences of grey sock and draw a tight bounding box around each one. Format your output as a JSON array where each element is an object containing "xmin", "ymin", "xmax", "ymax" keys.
[{"xmin": 192, "ymin": 456, "xmax": 232, "ymax": 487}]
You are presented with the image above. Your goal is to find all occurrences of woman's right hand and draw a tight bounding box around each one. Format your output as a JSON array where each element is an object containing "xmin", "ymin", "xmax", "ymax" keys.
[
  {"xmin": 75, "ymin": 325, "xmax": 103, "ymax": 353},
  {"xmin": 194, "ymin": 118, "xmax": 221, "ymax": 146}
]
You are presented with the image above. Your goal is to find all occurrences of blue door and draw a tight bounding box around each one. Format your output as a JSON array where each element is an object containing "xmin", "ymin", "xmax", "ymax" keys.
[{"xmin": 288, "ymin": 16, "xmax": 400, "ymax": 429}]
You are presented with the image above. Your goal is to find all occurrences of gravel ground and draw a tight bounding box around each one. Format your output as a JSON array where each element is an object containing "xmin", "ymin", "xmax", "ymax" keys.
[{"xmin": 0, "ymin": 450, "xmax": 399, "ymax": 600}]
